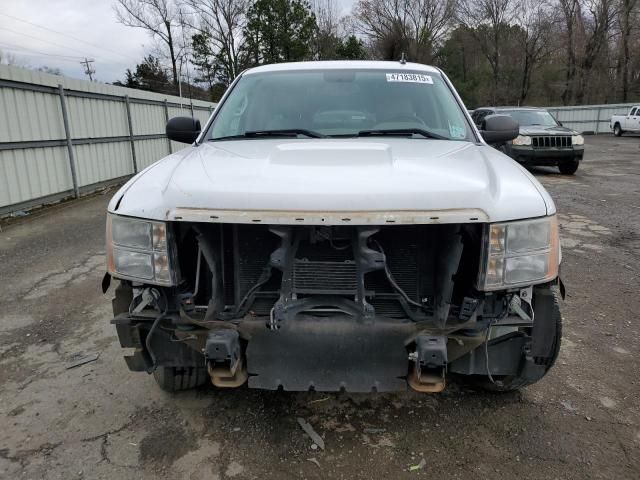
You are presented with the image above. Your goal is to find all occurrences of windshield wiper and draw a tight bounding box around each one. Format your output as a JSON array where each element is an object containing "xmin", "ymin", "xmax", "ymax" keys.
[
  {"xmin": 245, "ymin": 129, "xmax": 326, "ymax": 138},
  {"xmin": 357, "ymin": 128, "xmax": 448, "ymax": 140},
  {"xmin": 210, "ymin": 129, "xmax": 327, "ymax": 141}
]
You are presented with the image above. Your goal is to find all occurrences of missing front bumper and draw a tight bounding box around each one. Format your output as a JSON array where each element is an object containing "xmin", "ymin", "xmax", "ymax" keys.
[{"xmin": 246, "ymin": 315, "xmax": 414, "ymax": 392}]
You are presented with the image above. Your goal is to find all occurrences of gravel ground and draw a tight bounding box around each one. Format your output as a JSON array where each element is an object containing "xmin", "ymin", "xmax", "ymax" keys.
[{"xmin": 1, "ymin": 135, "xmax": 639, "ymax": 480}]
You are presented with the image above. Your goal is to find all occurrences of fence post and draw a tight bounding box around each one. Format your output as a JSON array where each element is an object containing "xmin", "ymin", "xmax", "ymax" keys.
[
  {"xmin": 124, "ymin": 95, "xmax": 138, "ymax": 173},
  {"xmin": 58, "ymin": 84, "xmax": 79, "ymax": 199},
  {"xmin": 595, "ymin": 106, "xmax": 602, "ymax": 134},
  {"xmin": 164, "ymin": 99, "xmax": 172, "ymax": 155}
]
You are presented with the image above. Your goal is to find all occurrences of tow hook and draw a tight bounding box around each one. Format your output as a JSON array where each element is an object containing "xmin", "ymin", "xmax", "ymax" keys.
[
  {"xmin": 408, "ymin": 335, "xmax": 447, "ymax": 393},
  {"xmin": 205, "ymin": 330, "xmax": 247, "ymax": 388}
]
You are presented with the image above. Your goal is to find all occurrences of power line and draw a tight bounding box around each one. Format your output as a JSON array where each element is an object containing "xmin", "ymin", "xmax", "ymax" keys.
[
  {"xmin": 1, "ymin": 26, "xmax": 99, "ymax": 57},
  {"xmin": 0, "ymin": 12, "xmax": 138, "ymax": 63},
  {"xmin": 0, "ymin": 42, "xmax": 84, "ymax": 60}
]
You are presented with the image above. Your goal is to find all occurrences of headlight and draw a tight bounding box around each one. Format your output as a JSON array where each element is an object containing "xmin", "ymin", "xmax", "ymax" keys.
[
  {"xmin": 512, "ymin": 135, "xmax": 532, "ymax": 146},
  {"xmin": 106, "ymin": 214, "xmax": 175, "ymax": 285},
  {"xmin": 478, "ymin": 215, "xmax": 559, "ymax": 291},
  {"xmin": 572, "ymin": 134, "xmax": 584, "ymax": 145}
]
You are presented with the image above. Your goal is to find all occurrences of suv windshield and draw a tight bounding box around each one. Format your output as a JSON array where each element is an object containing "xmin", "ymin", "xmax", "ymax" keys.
[
  {"xmin": 501, "ymin": 109, "xmax": 558, "ymax": 127},
  {"xmin": 206, "ymin": 68, "xmax": 473, "ymax": 141}
]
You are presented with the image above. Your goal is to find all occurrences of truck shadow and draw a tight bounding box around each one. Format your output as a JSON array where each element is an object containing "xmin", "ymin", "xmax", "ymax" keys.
[{"xmin": 527, "ymin": 165, "xmax": 570, "ymax": 176}]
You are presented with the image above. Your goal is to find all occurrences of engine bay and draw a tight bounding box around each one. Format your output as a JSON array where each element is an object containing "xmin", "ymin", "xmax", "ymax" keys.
[{"xmin": 174, "ymin": 223, "xmax": 484, "ymax": 328}]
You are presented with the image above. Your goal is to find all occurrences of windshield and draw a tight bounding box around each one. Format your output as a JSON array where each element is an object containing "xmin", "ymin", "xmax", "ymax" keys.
[
  {"xmin": 205, "ymin": 68, "xmax": 473, "ymax": 141},
  {"xmin": 501, "ymin": 109, "xmax": 558, "ymax": 127}
]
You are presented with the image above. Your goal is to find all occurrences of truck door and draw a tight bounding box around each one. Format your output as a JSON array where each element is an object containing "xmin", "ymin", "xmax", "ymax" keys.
[{"xmin": 626, "ymin": 107, "xmax": 638, "ymax": 131}]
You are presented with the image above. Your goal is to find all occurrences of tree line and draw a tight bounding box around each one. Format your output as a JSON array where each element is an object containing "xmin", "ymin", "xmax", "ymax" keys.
[{"xmin": 113, "ymin": 0, "xmax": 640, "ymax": 107}]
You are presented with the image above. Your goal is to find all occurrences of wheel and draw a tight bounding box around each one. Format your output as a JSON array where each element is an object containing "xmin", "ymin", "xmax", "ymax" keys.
[
  {"xmin": 460, "ymin": 287, "xmax": 562, "ymax": 392},
  {"xmin": 613, "ymin": 123, "xmax": 623, "ymax": 136},
  {"xmin": 153, "ymin": 366, "xmax": 209, "ymax": 392},
  {"xmin": 558, "ymin": 159, "xmax": 579, "ymax": 175}
]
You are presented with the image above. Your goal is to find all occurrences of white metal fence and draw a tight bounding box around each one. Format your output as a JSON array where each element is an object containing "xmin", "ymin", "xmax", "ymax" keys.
[
  {"xmin": 546, "ymin": 103, "xmax": 636, "ymax": 134},
  {"xmin": 0, "ymin": 64, "xmax": 216, "ymax": 217}
]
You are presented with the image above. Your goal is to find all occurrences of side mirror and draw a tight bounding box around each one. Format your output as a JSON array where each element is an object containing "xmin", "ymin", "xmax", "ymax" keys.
[
  {"xmin": 557, "ymin": 121, "xmax": 563, "ymax": 127},
  {"xmin": 480, "ymin": 114, "xmax": 519, "ymax": 144},
  {"xmin": 166, "ymin": 116, "xmax": 201, "ymax": 144}
]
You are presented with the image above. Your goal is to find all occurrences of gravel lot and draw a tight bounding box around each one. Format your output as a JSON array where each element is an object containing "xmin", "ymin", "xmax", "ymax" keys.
[{"xmin": 1, "ymin": 135, "xmax": 639, "ymax": 480}]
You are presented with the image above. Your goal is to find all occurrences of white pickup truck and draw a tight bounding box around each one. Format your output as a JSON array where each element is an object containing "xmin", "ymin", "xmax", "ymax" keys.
[
  {"xmin": 611, "ymin": 106, "xmax": 640, "ymax": 136},
  {"xmin": 105, "ymin": 61, "xmax": 563, "ymax": 395}
]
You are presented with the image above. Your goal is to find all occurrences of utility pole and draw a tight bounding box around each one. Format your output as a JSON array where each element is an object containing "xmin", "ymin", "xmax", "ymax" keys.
[{"xmin": 80, "ymin": 58, "xmax": 95, "ymax": 81}]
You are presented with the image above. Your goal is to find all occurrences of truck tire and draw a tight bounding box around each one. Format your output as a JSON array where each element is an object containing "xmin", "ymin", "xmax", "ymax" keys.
[
  {"xmin": 558, "ymin": 159, "xmax": 579, "ymax": 175},
  {"xmin": 613, "ymin": 123, "xmax": 623, "ymax": 136},
  {"xmin": 461, "ymin": 288, "xmax": 562, "ymax": 392},
  {"xmin": 153, "ymin": 366, "xmax": 209, "ymax": 392}
]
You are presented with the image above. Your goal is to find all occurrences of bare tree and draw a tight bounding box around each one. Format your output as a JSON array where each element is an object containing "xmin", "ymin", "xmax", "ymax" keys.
[
  {"xmin": 557, "ymin": 0, "xmax": 580, "ymax": 104},
  {"xmin": 313, "ymin": 0, "xmax": 341, "ymax": 58},
  {"xmin": 516, "ymin": 0, "xmax": 554, "ymax": 103},
  {"xmin": 114, "ymin": 0, "xmax": 182, "ymax": 92},
  {"xmin": 457, "ymin": 0, "xmax": 518, "ymax": 103},
  {"xmin": 556, "ymin": 0, "xmax": 617, "ymax": 104},
  {"xmin": 184, "ymin": 0, "xmax": 248, "ymax": 84},
  {"xmin": 616, "ymin": 0, "xmax": 639, "ymax": 101},
  {"xmin": 574, "ymin": 0, "xmax": 617, "ymax": 104},
  {"xmin": 353, "ymin": 0, "xmax": 456, "ymax": 62}
]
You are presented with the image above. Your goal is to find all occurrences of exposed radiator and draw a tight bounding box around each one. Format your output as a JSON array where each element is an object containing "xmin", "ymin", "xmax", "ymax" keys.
[{"xmin": 293, "ymin": 259, "xmax": 357, "ymax": 294}]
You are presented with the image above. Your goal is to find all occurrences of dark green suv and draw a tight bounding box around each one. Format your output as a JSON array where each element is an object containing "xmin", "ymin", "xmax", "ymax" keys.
[{"xmin": 472, "ymin": 107, "xmax": 584, "ymax": 175}]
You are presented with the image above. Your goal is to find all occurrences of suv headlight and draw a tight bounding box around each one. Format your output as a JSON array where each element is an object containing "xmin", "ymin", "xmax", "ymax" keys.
[
  {"xmin": 572, "ymin": 134, "xmax": 584, "ymax": 145},
  {"xmin": 512, "ymin": 135, "xmax": 532, "ymax": 146},
  {"xmin": 478, "ymin": 215, "xmax": 559, "ymax": 291},
  {"xmin": 106, "ymin": 214, "xmax": 176, "ymax": 285}
]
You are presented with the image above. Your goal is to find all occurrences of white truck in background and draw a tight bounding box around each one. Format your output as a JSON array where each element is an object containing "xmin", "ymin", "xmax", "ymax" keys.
[{"xmin": 611, "ymin": 106, "xmax": 640, "ymax": 136}]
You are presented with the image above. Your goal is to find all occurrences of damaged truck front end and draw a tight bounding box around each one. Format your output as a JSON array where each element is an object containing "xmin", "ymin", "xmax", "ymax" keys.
[{"xmin": 106, "ymin": 212, "xmax": 561, "ymax": 393}]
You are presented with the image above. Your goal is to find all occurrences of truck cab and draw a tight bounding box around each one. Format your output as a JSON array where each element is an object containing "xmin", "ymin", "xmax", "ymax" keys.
[{"xmin": 611, "ymin": 106, "xmax": 640, "ymax": 136}]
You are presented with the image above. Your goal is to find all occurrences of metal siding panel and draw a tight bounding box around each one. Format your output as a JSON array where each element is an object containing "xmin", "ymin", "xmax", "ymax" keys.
[
  {"xmin": 3, "ymin": 88, "xmax": 20, "ymax": 142},
  {"xmin": 74, "ymin": 141, "xmax": 132, "ymax": 187},
  {"xmin": 1, "ymin": 64, "xmax": 218, "ymax": 108},
  {"xmin": 26, "ymin": 90, "xmax": 60, "ymax": 141},
  {"xmin": 168, "ymin": 106, "xmax": 190, "ymax": 118},
  {"xmin": 0, "ymin": 64, "xmax": 216, "ymax": 214},
  {"xmin": 0, "ymin": 146, "xmax": 70, "ymax": 207},
  {"xmin": 134, "ymin": 138, "xmax": 171, "ymax": 170},
  {"xmin": 67, "ymin": 96, "xmax": 128, "ymax": 138},
  {"xmin": 131, "ymin": 103, "xmax": 165, "ymax": 136},
  {"xmin": 548, "ymin": 104, "xmax": 636, "ymax": 133}
]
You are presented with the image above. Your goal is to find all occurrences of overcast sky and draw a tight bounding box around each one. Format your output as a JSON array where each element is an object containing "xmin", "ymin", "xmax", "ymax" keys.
[{"xmin": 0, "ymin": 0, "xmax": 357, "ymax": 84}]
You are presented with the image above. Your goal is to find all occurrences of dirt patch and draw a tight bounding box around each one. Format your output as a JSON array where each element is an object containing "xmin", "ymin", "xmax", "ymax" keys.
[
  {"xmin": 606, "ymin": 228, "xmax": 640, "ymax": 251},
  {"xmin": 138, "ymin": 407, "xmax": 199, "ymax": 469}
]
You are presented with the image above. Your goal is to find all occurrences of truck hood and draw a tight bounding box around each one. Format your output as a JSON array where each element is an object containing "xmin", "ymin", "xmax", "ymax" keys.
[{"xmin": 109, "ymin": 138, "xmax": 553, "ymax": 224}]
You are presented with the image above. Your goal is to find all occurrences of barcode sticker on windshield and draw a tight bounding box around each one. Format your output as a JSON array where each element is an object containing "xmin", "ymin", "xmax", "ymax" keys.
[{"xmin": 386, "ymin": 73, "xmax": 433, "ymax": 84}]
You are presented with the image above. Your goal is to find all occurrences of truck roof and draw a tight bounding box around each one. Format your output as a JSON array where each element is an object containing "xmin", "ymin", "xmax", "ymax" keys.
[{"xmin": 244, "ymin": 60, "xmax": 440, "ymax": 75}]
